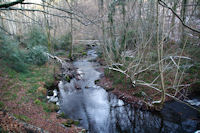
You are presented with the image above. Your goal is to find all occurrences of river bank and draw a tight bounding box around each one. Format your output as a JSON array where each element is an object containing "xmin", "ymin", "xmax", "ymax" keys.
[
  {"xmin": 96, "ymin": 55, "xmax": 200, "ymax": 111},
  {"xmin": 0, "ymin": 61, "xmax": 83, "ymax": 133},
  {"xmin": 1, "ymin": 46, "xmax": 199, "ymax": 133},
  {"xmin": 58, "ymin": 48, "xmax": 200, "ymax": 133}
]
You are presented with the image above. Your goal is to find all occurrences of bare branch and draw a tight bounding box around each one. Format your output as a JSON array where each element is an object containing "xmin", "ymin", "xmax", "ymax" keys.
[
  {"xmin": 158, "ymin": 0, "xmax": 200, "ymax": 34},
  {"xmin": 0, "ymin": 7, "xmax": 71, "ymax": 19},
  {"xmin": 0, "ymin": 0, "xmax": 24, "ymax": 8}
]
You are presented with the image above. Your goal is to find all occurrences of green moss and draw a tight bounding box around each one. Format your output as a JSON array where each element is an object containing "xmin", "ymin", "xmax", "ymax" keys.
[
  {"xmin": 3, "ymin": 92, "xmax": 11, "ymax": 97},
  {"xmin": 82, "ymin": 52, "xmax": 87, "ymax": 56},
  {"xmin": 133, "ymin": 91, "xmax": 146, "ymax": 98},
  {"xmin": 65, "ymin": 76, "xmax": 71, "ymax": 82},
  {"xmin": 11, "ymin": 93, "xmax": 17, "ymax": 100},
  {"xmin": 0, "ymin": 58, "xmax": 59, "ymax": 115},
  {"xmin": 42, "ymin": 103, "xmax": 50, "ymax": 112},
  {"xmin": 62, "ymin": 122, "xmax": 72, "ymax": 127},
  {"xmin": 27, "ymin": 88, "xmax": 36, "ymax": 95},
  {"xmin": 62, "ymin": 119, "xmax": 74, "ymax": 127},
  {"xmin": 0, "ymin": 101, "xmax": 5, "ymax": 110},
  {"xmin": 14, "ymin": 114, "xmax": 31, "ymax": 122},
  {"xmin": 57, "ymin": 112, "xmax": 67, "ymax": 119},
  {"xmin": 34, "ymin": 99, "xmax": 42, "ymax": 105},
  {"xmin": 73, "ymin": 120, "xmax": 80, "ymax": 126}
]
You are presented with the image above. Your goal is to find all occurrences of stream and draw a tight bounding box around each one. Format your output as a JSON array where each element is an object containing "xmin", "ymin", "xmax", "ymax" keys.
[{"xmin": 57, "ymin": 48, "xmax": 199, "ymax": 133}]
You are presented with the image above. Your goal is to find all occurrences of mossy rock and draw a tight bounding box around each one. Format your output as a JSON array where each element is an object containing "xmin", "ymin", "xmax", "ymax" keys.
[
  {"xmin": 57, "ymin": 112, "xmax": 67, "ymax": 119},
  {"xmin": 94, "ymin": 80, "xmax": 99, "ymax": 84},
  {"xmin": 62, "ymin": 122, "xmax": 71, "ymax": 127},
  {"xmin": 73, "ymin": 120, "xmax": 80, "ymax": 126},
  {"xmin": 105, "ymin": 88, "xmax": 114, "ymax": 92},
  {"xmin": 66, "ymin": 119, "xmax": 74, "ymax": 124},
  {"xmin": 62, "ymin": 119, "xmax": 74, "ymax": 127},
  {"xmin": 82, "ymin": 52, "xmax": 87, "ymax": 56},
  {"xmin": 47, "ymin": 90, "xmax": 54, "ymax": 96},
  {"xmin": 65, "ymin": 76, "xmax": 71, "ymax": 82}
]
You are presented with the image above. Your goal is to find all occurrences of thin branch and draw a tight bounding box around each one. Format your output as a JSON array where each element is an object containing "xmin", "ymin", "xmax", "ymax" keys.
[
  {"xmin": 21, "ymin": 2, "xmax": 99, "ymax": 26},
  {"xmin": 158, "ymin": 0, "xmax": 200, "ymax": 34},
  {"xmin": 0, "ymin": 16, "xmax": 39, "ymax": 25},
  {"xmin": 0, "ymin": 7, "xmax": 71, "ymax": 19},
  {"xmin": 0, "ymin": 0, "xmax": 24, "ymax": 8},
  {"xmin": 0, "ymin": 25, "xmax": 13, "ymax": 35},
  {"xmin": 136, "ymin": 81, "xmax": 199, "ymax": 111}
]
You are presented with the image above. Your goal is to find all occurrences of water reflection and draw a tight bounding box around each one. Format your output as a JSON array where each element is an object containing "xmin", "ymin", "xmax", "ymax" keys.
[{"xmin": 59, "ymin": 49, "xmax": 199, "ymax": 133}]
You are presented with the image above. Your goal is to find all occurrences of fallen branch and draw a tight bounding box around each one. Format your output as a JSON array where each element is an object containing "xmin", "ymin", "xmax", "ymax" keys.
[{"xmin": 136, "ymin": 81, "xmax": 199, "ymax": 111}]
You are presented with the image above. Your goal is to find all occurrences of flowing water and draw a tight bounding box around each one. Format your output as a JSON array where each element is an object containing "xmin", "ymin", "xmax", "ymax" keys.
[{"xmin": 58, "ymin": 48, "xmax": 200, "ymax": 133}]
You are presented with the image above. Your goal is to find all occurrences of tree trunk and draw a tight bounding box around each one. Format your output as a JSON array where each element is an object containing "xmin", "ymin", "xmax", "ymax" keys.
[
  {"xmin": 156, "ymin": 0, "xmax": 165, "ymax": 105},
  {"xmin": 181, "ymin": 0, "xmax": 188, "ymax": 46},
  {"xmin": 65, "ymin": 0, "xmax": 73, "ymax": 60}
]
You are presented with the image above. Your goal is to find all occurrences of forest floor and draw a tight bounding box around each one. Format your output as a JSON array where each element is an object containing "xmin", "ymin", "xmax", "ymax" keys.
[{"xmin": 0, "ymin": 61, "xmax": 83, "ymax": 133}]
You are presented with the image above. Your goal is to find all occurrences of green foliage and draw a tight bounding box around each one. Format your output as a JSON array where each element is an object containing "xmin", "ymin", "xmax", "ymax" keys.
[
  {"xmin": 26, "ymin": 45, "xmax": 48, "ymax": 66},
  {"xmin": 54, "ymin": 50, "xmax": 66, "ymax": 56},
  {"xmin": 57, "ymin": 112, "xmax": 67, "ymax": 119},
  {"xmin": 73, "ymin": 44, "xmax": 87, "ymax": 58},
  {"xmin": 0, "ymin": 27, "xmax": 49, "ymax": 72},
  {"xmin": 126, "ymin": 29, "xmax": 137, "ymax": 49},
  {"xmin": 0, "ymin": 101, "xmax": 4, "ymax": 110},
  {"xmin": 14, "ymin": 114, "xmax": 31, "ymax": 122},
  {"xmin": 34, "ymin": 99, "xmax": 42, "ymax": 105},
  {"xmin": 0, "ymin": 32, "xmax": 28, "ymax": 72},
  {"xmin": 34, "ymin": 99, "xmax": 56, "ymax": 113},
  {"xmin": 73, "ymin": 120, "xmax": 80, "ymax": 126},
  {"xmin": 11, "ymin": 93, "xmax": 17, "ymax": 100},
  {"xmin": 133, "ymin": 91, "xmax": 147, "ymax": 97},
  {"xmin": 186, "ymin": 45, "xmax": 200, "ymax": 62},
  {"xmin": 25, "ymin": 26, "xmax": 48, "ymax": 48},
  {"xmin": 55, "ymin": 33, "xmax": 71, "ymax": 50},
  {"xmin": 24, "ymin": 26, "xmax": 48, "ymax": 66},
  {"xmin": 105, "ymin": 68, "xmax": 132, "ymax": 89}
]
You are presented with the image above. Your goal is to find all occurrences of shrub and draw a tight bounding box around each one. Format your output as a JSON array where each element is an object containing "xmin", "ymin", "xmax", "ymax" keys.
[
  {"xmin": 25, "ymin": 26, "xmax": 48, "ymax": 48},
  {"xmin": 0, "ymin": 26, "xmax": 49, "ymax": 73},
  {"xmin": 26, "ymin": 45, "xmax": 48, "ymax": 66},
  {"xmin": 55, "ymin": 33, "xmax": 71, "ymax": 50},
  {"xmin": 0, "ymin": 32, "xmax": 28, "ymax": 72}
]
